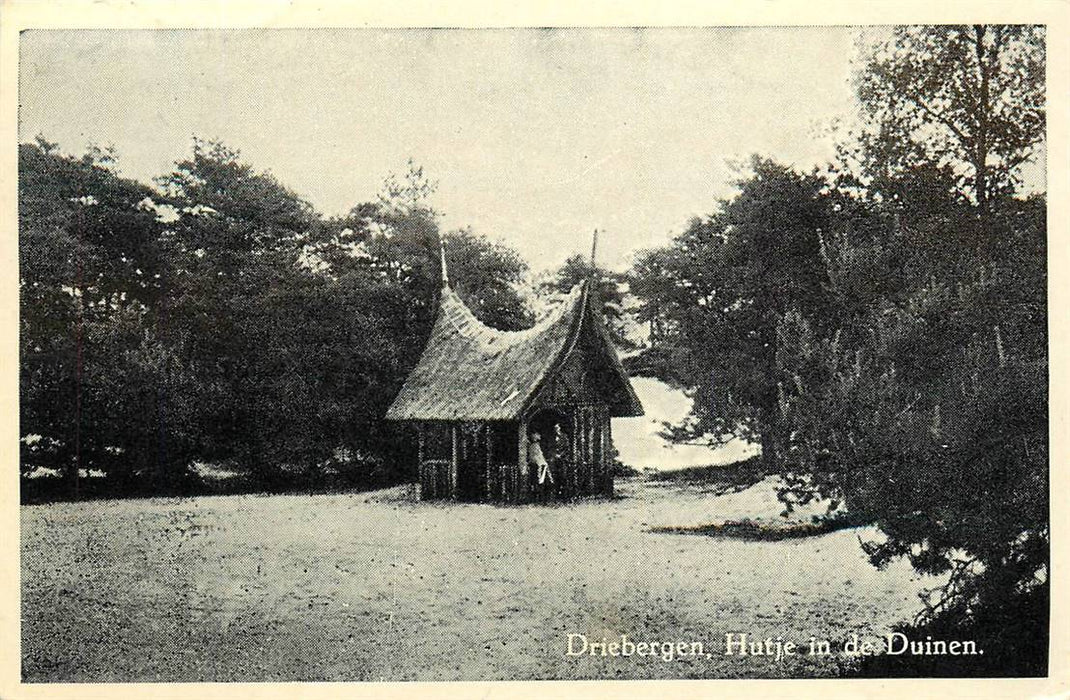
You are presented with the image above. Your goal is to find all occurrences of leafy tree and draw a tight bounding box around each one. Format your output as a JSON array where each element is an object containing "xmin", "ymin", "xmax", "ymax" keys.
[
  {"xmin": 827, "ymin": 28, "xmax": 1046, "ymax": 647},
  {"xmin": 772, "ymin": 187, "xmax": 1047, "ymax": 674},
  {"xmin": 444, "ymin": 228, "xmax": 533, "ymax": 331},
  {"xmin": 20, "ymin": 137, "xmax": 167, "ymax": 305},
  {"xmin": 159, "ymin": 138, "xmax": 316, "ymax": 260},
  {"xmin": 19, "ymin": 140, "xmax": 179, "ymax": 493},
  {"xmin": 853, "ymin": 25, "xmax": 1045, "ymax": 208},
  {"xmin": 630, "ymin": 158, "xmax": 834, "ymax": 462},
  {"xmin": 80, "ymin": 307, "xmax": 204, "ymax": 490},
  {"xmin": 156, "ymin": 139, "xmax": 319, "ymax": 482},
  {"xmin": 630, "ymin": 25, "xmax": 1047, "ymax": 673}
]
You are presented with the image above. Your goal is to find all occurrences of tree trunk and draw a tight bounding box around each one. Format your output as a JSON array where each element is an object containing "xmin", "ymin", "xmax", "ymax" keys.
[{"xmin": 761, "ymin": 427, "xmax": 776, "ymax": 474}]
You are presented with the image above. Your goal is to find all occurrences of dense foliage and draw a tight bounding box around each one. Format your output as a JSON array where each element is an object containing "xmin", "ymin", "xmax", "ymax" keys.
[
  {"xmin": 20, "ymin": 143, "xmax": 531, "ymax": 496},
  {"xmin": 630, "ymin": 25, "xmax": 1047, "ymax": 674}
]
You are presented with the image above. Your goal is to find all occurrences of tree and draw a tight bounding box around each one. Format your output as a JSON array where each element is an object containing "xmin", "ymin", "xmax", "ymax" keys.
[
  {"xmin": 628, "ymin": 26, "xmax": 1047, "ymax": 673},
  {"xmin": 854, "ymin": 25, "xmax": 1045, "ymax": 208},
  {"xmin": 444, "ymin": 228, "xmax": 533, "ymax": 332},
  {"xmin": 772, "ymin": 24, "xmax": 1048, "ymax": 673},
  {"xmin": 156, "ymin": 139, "xmax": 323, "ymax": 484},
  {"xmin": 20, "ymin": 140, "xmax": 540, "ymax": 497},
  {"xmin": 19, "ymin": 140, "xmax": 178, "ymax": 493},
  {"xmin": 541, "ymin": 253, "xmax": 630, "ymax": 346},
  {"xmin": 772, "ymin": 187, "xmax": 1047, "ymax": 675},
  {"xmin": 630, "ymin": 157, "xmax": 834, "ymax": 463}
]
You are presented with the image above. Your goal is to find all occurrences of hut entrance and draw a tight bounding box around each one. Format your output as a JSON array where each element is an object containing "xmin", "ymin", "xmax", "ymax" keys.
[{"xmin": 526, "ymin": 408, "xmax": 570, "ymax": 499}]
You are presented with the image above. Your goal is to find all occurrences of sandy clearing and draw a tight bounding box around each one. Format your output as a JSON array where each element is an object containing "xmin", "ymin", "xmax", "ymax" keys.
[
  {"xmin": 21, "ymin": 477, "xmax": 937, "ymax": 681},
  {"xmin": 613, "ymin": 377, "xmax": 759, "ymax": 471}
]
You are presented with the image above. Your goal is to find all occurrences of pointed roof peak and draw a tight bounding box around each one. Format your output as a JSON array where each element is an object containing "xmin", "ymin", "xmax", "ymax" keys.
[{"xmin": 439, "ymin": 235, "xmax": 449, "ymax": 288}]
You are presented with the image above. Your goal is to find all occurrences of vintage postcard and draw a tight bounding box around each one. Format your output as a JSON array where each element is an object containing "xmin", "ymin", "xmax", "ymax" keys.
[{"xmin": 1, "ymin": 1, "xmax": 1067, "ymax": 698}]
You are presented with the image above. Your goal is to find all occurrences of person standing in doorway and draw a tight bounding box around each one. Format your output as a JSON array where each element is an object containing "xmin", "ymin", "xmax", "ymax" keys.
[{"xmin": 527, "ymin": 430, "xmax": 554, "ymax": 502}]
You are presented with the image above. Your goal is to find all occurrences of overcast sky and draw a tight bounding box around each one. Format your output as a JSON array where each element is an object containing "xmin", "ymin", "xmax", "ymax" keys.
[{"xmin": 20, "ymin": 28, "xmax": 863, "ymax": 271}]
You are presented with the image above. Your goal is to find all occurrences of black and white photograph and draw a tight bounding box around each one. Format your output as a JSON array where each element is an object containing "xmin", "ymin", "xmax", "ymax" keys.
[{"xmin": 5, "ymin": 2, "xmax": 1066, "ymax": 695}]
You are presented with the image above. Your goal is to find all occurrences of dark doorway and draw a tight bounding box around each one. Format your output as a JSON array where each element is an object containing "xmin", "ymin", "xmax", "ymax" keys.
[
  {"xmin": 487, "ymin": 422, "xmax": 519, "ymax": 501},
  {"xmin": 456, "ymin": 423, "xmax": 488, "ymax": 502},
  {"xmin": 527, "ymin": 407, "xmax": 571, "ymax": 499}
]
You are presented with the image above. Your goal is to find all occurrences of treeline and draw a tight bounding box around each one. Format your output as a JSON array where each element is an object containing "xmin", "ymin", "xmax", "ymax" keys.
[
  {"xmin": 629, "ymin": 25, "xmax": 1047, "ymax": 675},
  {"xmin": 20, "ymin": 141, "xmax": 535, "ymax": 499},
  {"xmin": 19, "ymin": 23, "xmax": 1048, "ymax": 674}
]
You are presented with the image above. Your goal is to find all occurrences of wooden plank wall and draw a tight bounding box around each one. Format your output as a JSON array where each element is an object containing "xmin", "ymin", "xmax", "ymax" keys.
[
  {"xmin": 418, "ymin": 458, "xmax": 451, "ymax": 499},
  {"xmin": 542, "ymin": 405, "xmax": 613, "ymax": 500},
  {"xmin": 573, "ymin": 406, "xmax": 613, "ymax": 498},
  {"xmin": 416, "ymin": 412, "xmax": 612, "ymax": 503},
  {"xmin": 417, "ymin": 421, "xmax": 457, "ymax": 500},
  {"xmin": 517, "ymin": 425, "xmax": 528, "ymax": 503},
  {"xmin": 600, "ymin": 409, "xmax": 613, "ymax": 497}
]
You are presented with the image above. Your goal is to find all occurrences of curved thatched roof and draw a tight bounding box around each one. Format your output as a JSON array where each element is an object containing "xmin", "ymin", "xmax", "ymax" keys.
[{"xmin": 385, "ymin": 280, "xmax": 642, "ymax": 421}]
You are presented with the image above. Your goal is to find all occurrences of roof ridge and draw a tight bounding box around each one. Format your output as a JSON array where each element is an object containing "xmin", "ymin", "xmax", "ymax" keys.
[
  {"xmin": 386, "ymin": 277, "xmax": 642, "ymax": 422},
  {"xmin": 440, "ymin": 282, "xmax": 584, "ymax": 351}
]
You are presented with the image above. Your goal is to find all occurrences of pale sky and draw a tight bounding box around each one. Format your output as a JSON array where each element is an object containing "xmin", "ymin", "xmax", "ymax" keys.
[{"xmin": 20, "ymin": 28, "xmax": 861, "ymax": 271}]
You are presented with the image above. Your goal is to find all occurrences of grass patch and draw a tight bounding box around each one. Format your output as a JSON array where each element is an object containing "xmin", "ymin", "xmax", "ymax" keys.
[
  {"xmin": 650, "ymin": 512, "xmax": 868, "ymax": 541},
  {"xmin": 647, "ymin": 456, "xmax": 764, "ymax": 488}
]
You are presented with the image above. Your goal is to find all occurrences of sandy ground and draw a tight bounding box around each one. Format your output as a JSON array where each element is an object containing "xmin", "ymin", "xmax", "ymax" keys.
[
  {"xmin": 613, "ymin": 377, "xmax": 759, "ymax": 470},
  {"xmin": 21, "ymin": 476, "xmax": 938, "ymax": 681}
]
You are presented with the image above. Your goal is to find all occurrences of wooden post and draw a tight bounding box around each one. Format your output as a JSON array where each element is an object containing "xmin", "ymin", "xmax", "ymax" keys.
[
  {"xmin": 592, "ymin": 410, "xmax": 601, "ymax": 493},
  {"xmin": 573, "ymin": 409, "xmax": 582, "ymax": 496},
  {"xmin": 587, "ymin": 408, "xmax": 595, "ymax": 493},
  {"xmin": 573, "ymin": 412, "xmax": 581, "ymax": 498},
  {"xmin": 582, "ymin": 408, "xmax": 590, "ymax": 494},
  {"xmin": 602, "ymin": 409, "xmax": 609, "ymax": 492},
  {"xmin": 590, "ymin": 408, "xmax": 599, "ymax": 496},
  {"xmin": 604, "ymin": 413, "xmax": 614, "ymax": 497},
  {"xmin": 417, "ymin": 424, "xmax": 425, "ymax": 500},
  {"xmin": 450, "ymin": 424, "xmax": 459, "ymax": 500},
  {"xmin": 596, "ymin": 409, "xmax": 603, "ymax": 489},
  {"xmin": 517, "ymin": 421, "xmax": 528, "ymax": 504},
  {"xmin": 485, "ymin": 425, "xmax": 492, "ymax": 502}
]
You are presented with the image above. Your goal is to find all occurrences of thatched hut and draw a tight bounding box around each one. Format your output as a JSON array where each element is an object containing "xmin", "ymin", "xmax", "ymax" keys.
[{"xmin": 385, "ymin": 257, "xmax": 642, "ymax": 503}]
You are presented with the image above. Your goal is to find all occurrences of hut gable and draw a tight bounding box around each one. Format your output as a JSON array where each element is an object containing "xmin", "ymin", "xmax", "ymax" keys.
[
  {"xmin": 531, "ymin": 301, "xmax": 642, "ymax": 417},
  {"xmin": 385, "ymin": 280, "xmax": 642, "ymax": 422}
]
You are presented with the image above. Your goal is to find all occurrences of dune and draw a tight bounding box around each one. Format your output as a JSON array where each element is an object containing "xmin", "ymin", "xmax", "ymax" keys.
[{"xmin": 612, "ymin": 377, "xmax": 759, "ymax": 471}]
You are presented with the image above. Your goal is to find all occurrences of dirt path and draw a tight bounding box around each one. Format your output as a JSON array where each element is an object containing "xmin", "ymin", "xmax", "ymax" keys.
[{"xmin": 21, "ymin": 478, "xmax": 936, "ymax": 681}]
